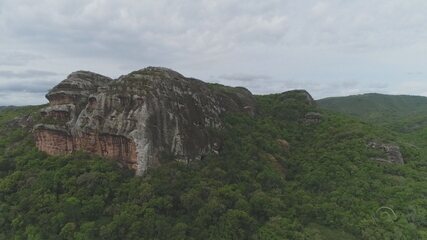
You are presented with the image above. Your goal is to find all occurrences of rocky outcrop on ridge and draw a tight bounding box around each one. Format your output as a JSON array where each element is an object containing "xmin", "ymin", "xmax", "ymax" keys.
[
  {"xmin": 34, "ymin": 67, "xmax": 256, "ymax": 175},
  {"xmin": 280, "ymin": 90, "xmax": 316, "ymax": 106},
  {"xmin": 367, "ymin": 141, "xmax": 404, "ymax": 164}
]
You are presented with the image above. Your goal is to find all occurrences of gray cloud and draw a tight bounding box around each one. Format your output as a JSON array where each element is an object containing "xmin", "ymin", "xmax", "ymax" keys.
[
  {"xmin": 0, "ymin": 69, "xmax": 60, "ymax": 105},
  {"xmin": 0, "ymin": 78, "xmax": 56, "ymax": 93},
  {"xmin": 0, "ymin": 70, "xmax": 59, "ymax": 78},
  {"xmin": 0, "ymin": 51, "xmax": 43, "ymax": 66},
  {"xmin": 218, "ymin": 73, "xmax": 271, "ymax": 82},
  {"xmin": 0, "ymin": 91, "xmax": 48, "ymax": 106},
  {"xmin": 1, "ymin": 0, "xmax": 427, "ymax": 105},
  {"xmin": 407, "ymin": 72, "xmax": 423, "ymax": 76}
]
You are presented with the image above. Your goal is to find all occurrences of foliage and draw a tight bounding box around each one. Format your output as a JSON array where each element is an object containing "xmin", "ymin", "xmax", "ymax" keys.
[
  {"xmin": 0, "ymin": 94, "xmax": 426, "ymax": 239},
  {"xmin": 318, "ymin": 93, "xmax": 427, "ymax": 128}
]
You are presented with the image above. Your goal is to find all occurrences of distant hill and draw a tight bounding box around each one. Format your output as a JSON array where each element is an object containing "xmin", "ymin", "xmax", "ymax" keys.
[
  {"xmin": 317, "ymin": 93, "xmax": 427, "ymax": 131},
  {"xmin": 0, "ymin": 106, "xmax": 15, "ymax": 112}
]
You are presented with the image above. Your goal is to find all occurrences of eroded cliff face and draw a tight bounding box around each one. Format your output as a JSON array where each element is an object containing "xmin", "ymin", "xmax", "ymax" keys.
[{"xmin": 34, "ymin": 67, "xmax": 256, "ymax": 175}]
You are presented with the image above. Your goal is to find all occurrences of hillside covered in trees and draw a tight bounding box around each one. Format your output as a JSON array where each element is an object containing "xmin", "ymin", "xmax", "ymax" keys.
[
  {"xmin": 318, "ymin": 93, "xmax": 427, "ymax": 129},
  {"xmin": 0, "ymin": 91, "xmax": 426, "ymax": 239}
]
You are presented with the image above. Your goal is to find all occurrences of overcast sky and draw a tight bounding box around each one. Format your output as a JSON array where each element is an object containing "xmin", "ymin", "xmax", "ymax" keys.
[{"xmin": 1, "ymin": 0, "xmax": 427, "ymax": 105}]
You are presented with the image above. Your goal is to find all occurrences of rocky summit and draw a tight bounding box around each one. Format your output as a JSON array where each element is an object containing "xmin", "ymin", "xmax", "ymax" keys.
[{"xmin": 34, "ymin": 67, "xmax": 256, "ymax": 175}]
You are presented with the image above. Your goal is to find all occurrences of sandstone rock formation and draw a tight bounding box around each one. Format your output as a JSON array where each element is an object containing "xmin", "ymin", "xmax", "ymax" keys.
[
  {"xmin": 34, "ymin": 67, "xmax": 256, "ymax": 175},
  {"xmin": 367, "ymin": 141, "xmax": 404, "ymax": 164},
  {"xmin": 304, "ymin": 112, "xmax": 322, "ymax": 125}
]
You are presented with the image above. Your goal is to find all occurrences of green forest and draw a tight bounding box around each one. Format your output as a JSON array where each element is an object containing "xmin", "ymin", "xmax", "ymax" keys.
[
  {"xmin": 1, "ymin": 92, "xmax": 426, "ymax": 239},
  {"xmin": 318, "ymin": 93, "xmax": 427, "ymax": 129}
]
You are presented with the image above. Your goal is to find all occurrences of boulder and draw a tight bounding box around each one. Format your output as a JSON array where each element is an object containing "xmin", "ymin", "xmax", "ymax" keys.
[
  {"xmin": 277, "ymin": 139, "xmax": 290, "ymax": 151},
  {"xmin": 367, "ymin": 141, "xmax": 404, "ymax": 164}
]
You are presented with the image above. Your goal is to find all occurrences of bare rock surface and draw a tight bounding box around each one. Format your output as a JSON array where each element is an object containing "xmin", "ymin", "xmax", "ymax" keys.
[
  {"xmin": 367, "ymin": 141, "xmax": 404, "ymax": 164},
  {"xmin": 304, "ymin": 112, "xmax": 322, "ymax": 125},
  {"xmin": 34, "ymin": 67, "xmax": 256, "ymax": 175},
  {"xmin": 277, "ymin": 139, "xmax": 290, "ymax": 152}
]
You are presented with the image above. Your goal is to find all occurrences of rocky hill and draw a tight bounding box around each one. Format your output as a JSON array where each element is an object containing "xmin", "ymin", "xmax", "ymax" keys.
[
  {"xmin": 34, "ymin": 67, "xmax": 255, "ymax": 175},
  {"xmin": 1, "ymin": 78, "xmax": 426, "ymax": 238}
]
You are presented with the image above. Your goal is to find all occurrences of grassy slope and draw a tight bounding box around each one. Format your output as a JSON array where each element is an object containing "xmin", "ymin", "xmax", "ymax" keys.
[{"xmin": 0, "ymin": 94, "xmax": 426, "ymax": 239}]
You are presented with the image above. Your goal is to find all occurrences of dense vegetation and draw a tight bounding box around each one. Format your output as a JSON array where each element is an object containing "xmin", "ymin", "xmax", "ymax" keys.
[
  {"xmin": 0, "ymin": 93, "xmax": 426, "ymax": 239},
  {"xmin": 318, "ymin": 93, "xmax": 427, "ymax": 128}
]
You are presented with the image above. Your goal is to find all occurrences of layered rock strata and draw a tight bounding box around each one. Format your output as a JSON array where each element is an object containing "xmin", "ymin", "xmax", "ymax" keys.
[{"xmin": 34, "ymin": 67, "xmax": 256, "ymax": 175}]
